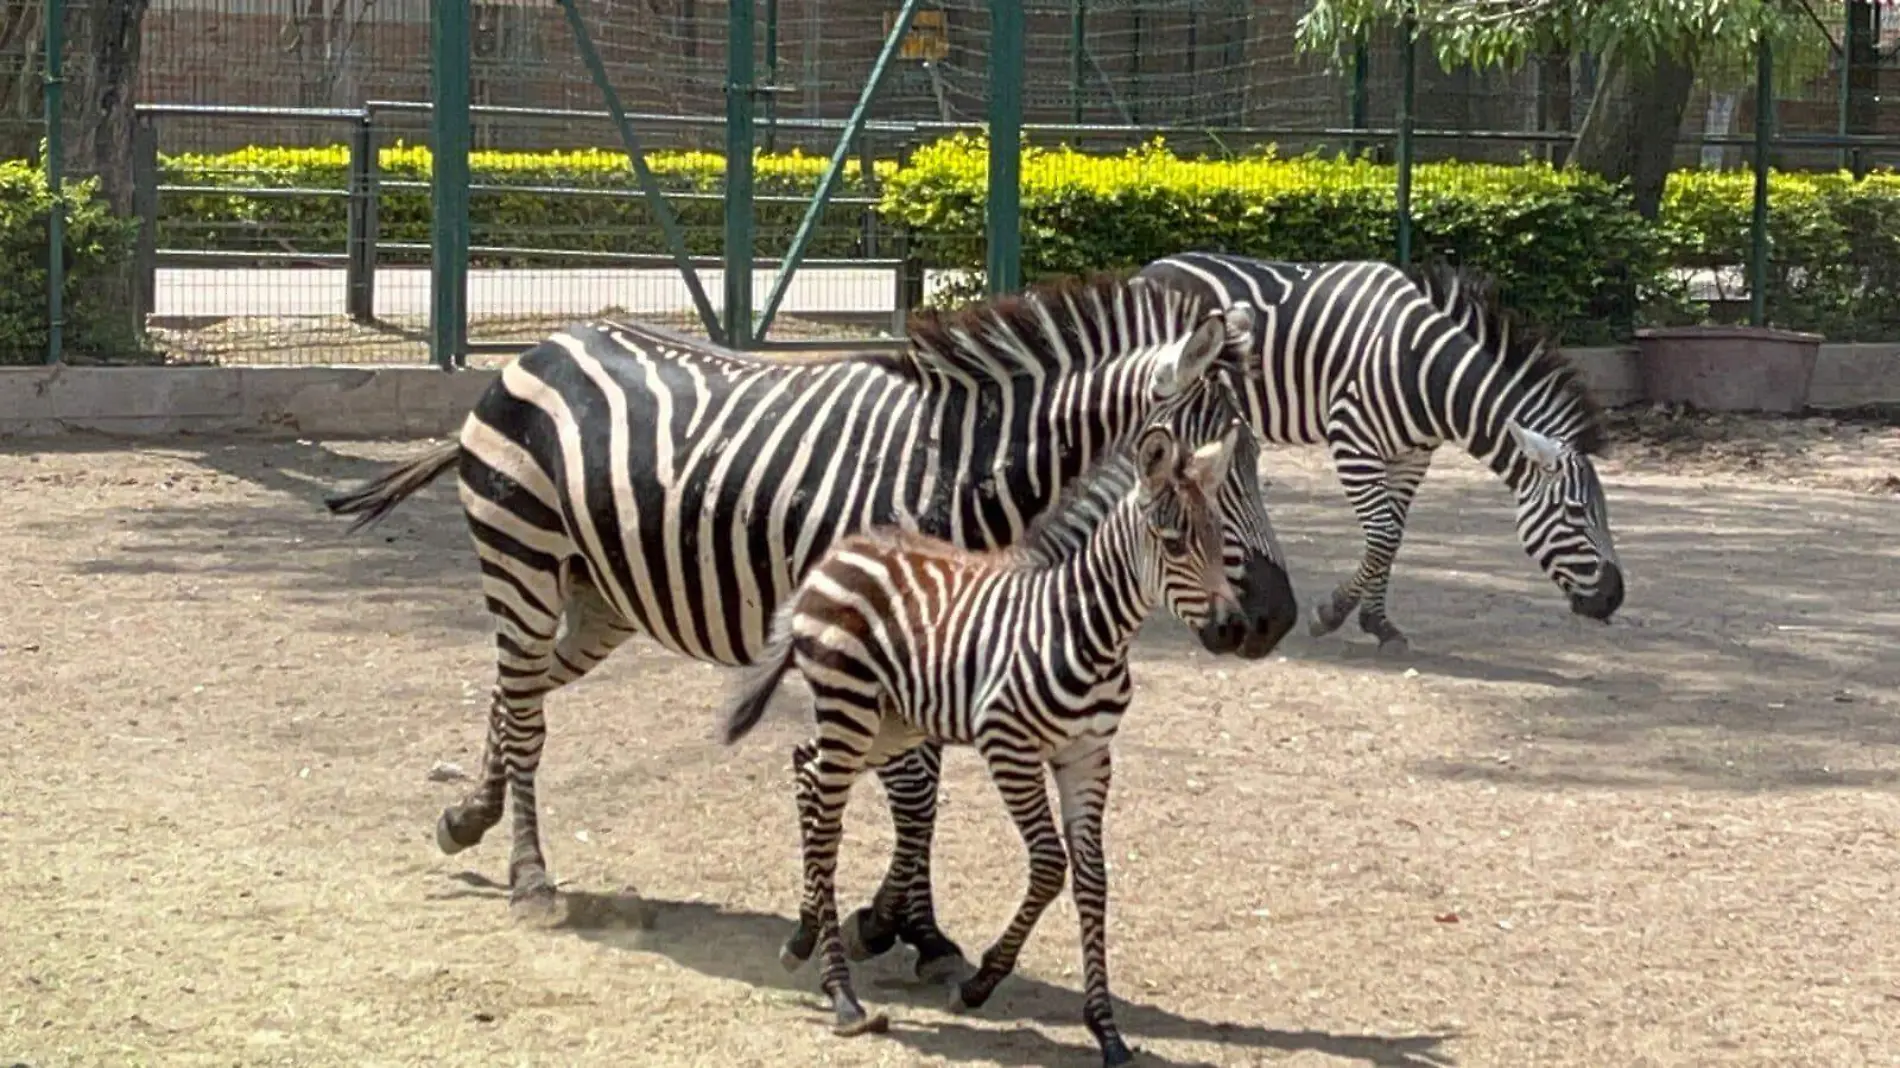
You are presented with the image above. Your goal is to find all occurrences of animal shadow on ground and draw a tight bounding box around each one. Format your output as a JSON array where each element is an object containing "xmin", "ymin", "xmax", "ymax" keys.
[{"xmin": 439, "ymin": 874, "xmax": 1456, "ymax": 1067}]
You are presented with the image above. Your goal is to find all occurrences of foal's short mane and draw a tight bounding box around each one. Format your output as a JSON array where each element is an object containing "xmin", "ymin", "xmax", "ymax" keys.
[
  {"xmin": 1405, "ymin": 259, "xmax": 1608, "ymax": 457},
  {"xmin": 849, "ymin": 444, "xmax": 1140, "ymax": 571},
  {"xmin": 869, "ymin": 271, "xmax": 1202, "ymax": 384},
  {"xmin": 1011, "ymin": 447, "xmax": 1143, "ymax": 566}
]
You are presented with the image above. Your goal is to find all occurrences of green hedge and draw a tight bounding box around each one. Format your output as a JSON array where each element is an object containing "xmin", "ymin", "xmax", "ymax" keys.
[
  {"xmin": 0, "ymin": 162, "xmax": 141, "ymax": 365},
  {"xmin": 148, "ymin": 136, "xmax": 1900, "ymax": 344},
  {"xmin": 881, "ymin": 134, "xmax": 1657, "ymax": 345},
  {"xmin": 159, "ymin": 144, "xmax": 894, "ymax": 265},
  {"xmin": 1657, "ymin": 168, "xmax": 1900, "ymax": 340}
]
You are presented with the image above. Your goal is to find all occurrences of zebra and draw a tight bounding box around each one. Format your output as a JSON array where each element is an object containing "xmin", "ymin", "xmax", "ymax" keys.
[
  {"xmin": 319, "ymin": 273, "xmax": 1300, "ymax": 951},
  {"xmin": 820, "ymin": 253, "xmax": 1628, "ymax": 979},
  {"xmin": 1132, "ymin": 252, "xmax": 1624, "ymax": 654},
  {"xmin": 719, "ymin": 415, "xmax": 1253, "ymax": 1066}
]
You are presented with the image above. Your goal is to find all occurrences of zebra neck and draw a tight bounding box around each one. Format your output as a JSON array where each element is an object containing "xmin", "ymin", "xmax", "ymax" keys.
[
  {"xmin": 915, "ymin": 374, "xmax": 1156, "ymax": 551},
  {"xmin": 1423, "ymin": 344, "xmax": 1588, "ymax": 484},
  {"xmin": 1039, "ymin": 500, "xmax": 1154, "ymax": 657}
]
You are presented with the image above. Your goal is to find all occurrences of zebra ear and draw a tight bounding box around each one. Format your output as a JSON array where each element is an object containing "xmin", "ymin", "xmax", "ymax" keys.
[
  {"xmin": 1507, "ymin": 421, "xmax": 1565, "ymax": 474},
  {"xmin": 1187, "ymin": 423, "xmax": 1242, "ymax": 491},
  {"xmin": 1218, "ymin": 301, "xmax": 1256, "ymax": 350},
  {"xmin": 1135, "ymin": 425, "xmax": 1178, "ymax": 496},
  {"xmin": 1152, "ymin": 308, "xmax": 1230, "ymax": 399}
]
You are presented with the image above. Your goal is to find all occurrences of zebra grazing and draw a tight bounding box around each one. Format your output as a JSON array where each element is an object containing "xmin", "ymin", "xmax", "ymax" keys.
[
  {"xmin": 721, "ymin": 416, "xmax": 1253, "ymax": 1066},
  {"xmin": 320, "ymin": 273, "xmax": 1300, "ymax": 937},
  {"xmin": 1136, "ymin": 252, "xmax": 1624, "ymax": 653}
]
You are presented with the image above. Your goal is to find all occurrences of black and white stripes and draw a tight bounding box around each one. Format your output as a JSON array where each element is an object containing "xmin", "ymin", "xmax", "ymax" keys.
[
  {"xmin": 720, "ymin": 416, "xmax": 1253, "ymax": 1066},
  {"xmin": 322, "ymin": 273, "xmax": 1298, "ymax": 924},
  {"xmin": 1136, "ymin": 252, "xmax": 1624, "ymax": 653}
]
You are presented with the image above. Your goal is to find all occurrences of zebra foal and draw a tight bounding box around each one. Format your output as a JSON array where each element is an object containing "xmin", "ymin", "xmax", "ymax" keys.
[{"xmin": 720, "ymin": 416, "xmax": 1255, "ymax": 1067}]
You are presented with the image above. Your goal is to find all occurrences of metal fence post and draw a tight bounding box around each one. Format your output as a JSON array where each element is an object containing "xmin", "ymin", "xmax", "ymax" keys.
[
  {"xmin": 986, "ymin": 0, "xmax": 1025, "ymax": 296},
  {"xmin": 725, "ymin": 0, "xmax": 758, "ymax": 349},
  {"xmin": 1749, "ymin": 34, "xmax": 1773, "ymax": 329},
  {"xmin": 133, "ymin": 116, "xmax": 159, "ymax": 324},
  {"xmin": 43, "ymin": 0, "xmax": 65, "ymax": 365},
  {"xmin": 894, "ymin": 142, "xmax": 923, "ymax": 336},
  {"xmin": 1070, "ymin": 0, "xmax": 1085, "ymax": 124},
  {"xmin": 346, "ymin": 113, "xmax": 378, "ymax": 323},
  {"xmin": 430, "ymin": 0, "xmax": 472, "ymax": 370},
  {"xmin": 1394, "ymin": 11, "xmax": 1417, "ymax": 266},
  {"xmin": 1349, "ymin": 36, "xmax": 1368, "ymax": 158},
  {"xmin": 858, "ymin": 135, "xmax": 879, "ymax": 258}
]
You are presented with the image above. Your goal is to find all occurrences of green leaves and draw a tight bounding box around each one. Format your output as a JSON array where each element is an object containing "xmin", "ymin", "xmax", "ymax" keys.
[
  {"xmin": 0, "ymin": 162, "xmax": 139, "ymax": 364},
  {"xmin": 1295, "ymin": 0, "xmax": 1826, "ymax": 87},
  {"xmin": 881, "ymin": 136, "xmax": 1653, "ymax": 343}
]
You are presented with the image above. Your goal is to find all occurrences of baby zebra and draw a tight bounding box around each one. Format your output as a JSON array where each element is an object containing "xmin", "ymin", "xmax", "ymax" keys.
[{"xmin": 719, "ymin": 415, "xmax": 1254, "ymax": 1066}]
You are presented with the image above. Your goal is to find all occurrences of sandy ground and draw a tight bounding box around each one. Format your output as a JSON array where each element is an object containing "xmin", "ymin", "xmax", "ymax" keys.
[{"xmin": 2, "ymin": 411, "xmax": 1897, "ymax": 1068}]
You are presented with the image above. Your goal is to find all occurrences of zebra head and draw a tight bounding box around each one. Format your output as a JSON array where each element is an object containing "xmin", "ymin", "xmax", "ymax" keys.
[
  {"xmin": 1132, "ymin": 415, "xmax": 1262, "ymax": 655},
  {"xmin": 1158, "ymin": 366, "xmax": 1296, "ymax": 658},
  {"xmin": 1506, "ymin": 421, "xmax": 1624, "ymax": 622},
  {"xmin": 1137, "ymin": 297, "xmax": 1298, "ymax": 658}
]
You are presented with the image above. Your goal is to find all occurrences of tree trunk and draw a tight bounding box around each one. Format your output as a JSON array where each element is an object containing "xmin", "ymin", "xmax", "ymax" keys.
[
  {"xmin": 1537, "ymin": 48, "xmax": 1571, "ymax": 167},
  {"xmin": 62, "ymin": 0, "xmax": 149, "ymax": 215},
  {"xmin": 1568, "ymin": 42, "xmax": 1698, "ymax": 221},
  {"xmin": 55, "ymin": 0, "xmax": 150, "ymax": 360}
]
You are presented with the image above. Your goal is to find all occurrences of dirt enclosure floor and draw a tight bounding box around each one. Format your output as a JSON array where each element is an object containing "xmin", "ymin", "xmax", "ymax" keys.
[{"xmin": 2, "ymin": 410, "xmax": 1898, "ymax": 1068}]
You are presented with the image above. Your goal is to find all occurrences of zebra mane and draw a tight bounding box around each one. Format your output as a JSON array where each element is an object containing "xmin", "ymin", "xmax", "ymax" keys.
[
  {"xmin": 879, "ymin": 272, "xmax": 1200, "ymax": 384},
  {"xmin": 1406, "ymin": 260, "xmax": 1608, "ymax": 457}
]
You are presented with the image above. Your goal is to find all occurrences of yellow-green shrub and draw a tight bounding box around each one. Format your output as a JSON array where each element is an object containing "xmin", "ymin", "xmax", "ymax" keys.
[
  {"xmin": 159, "ymin": 143, "xmax": 897, "ymax": 264},
  {"xmin": 1657, "ymin": 168, "xmax": 1900, "ymax": 340},
  {"xmin": 880, "ymin": 134, "xmax": 1659, "ymax": 344},
  {"xmin": 0, "ymin": 162, "xmax": 141, "ymax": 365}
]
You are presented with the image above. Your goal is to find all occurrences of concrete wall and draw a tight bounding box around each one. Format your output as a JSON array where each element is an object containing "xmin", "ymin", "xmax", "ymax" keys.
[
  {"xmin": 3, "ymin": 345, "xmax": 1898, "ymax": 440},
  {"xmin": 0, "ymin": 366, "xmax": 497, "ymax": 440},
  {"xmin": 1564, "ymin": 343, "xmax": 1900, "ymax": 411}
]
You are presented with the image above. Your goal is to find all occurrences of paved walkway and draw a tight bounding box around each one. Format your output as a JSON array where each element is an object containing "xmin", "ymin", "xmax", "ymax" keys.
[{"xmin": 152, "ymin": 264, "xmax": 918, "ymax": 321}]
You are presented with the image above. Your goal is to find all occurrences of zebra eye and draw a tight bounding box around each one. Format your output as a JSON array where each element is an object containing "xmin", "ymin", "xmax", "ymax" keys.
[{"xmin": 1158, "ymin": 532, "xmax": 1189, "ymax": 555}]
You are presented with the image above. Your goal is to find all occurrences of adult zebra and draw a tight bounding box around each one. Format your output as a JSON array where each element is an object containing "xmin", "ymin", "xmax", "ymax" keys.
[
  {"xmin": 321, "ymin": 274, "xmax": 1300, "ymax": 949},
  {"xmin": 1134, "ymin": 252, "xmax": 1624, "ymax": 653},
  {"xmin": 821, "ymin": 254, "xmax": 1627, "ymax": 983}
]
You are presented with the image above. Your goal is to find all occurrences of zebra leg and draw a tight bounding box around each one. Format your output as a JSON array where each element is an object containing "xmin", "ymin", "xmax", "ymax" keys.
[
  {"xmin": 792, "ymin": 692, "xmax": 890, "ymax": 1037},
  {"xmin": 1351, "ymin": 449, "xmax": 1432, "ymax": 653},
  {"xmin": 840, "ymin": 743, "xmax": 971, "ymax": 982},
  {"xmin": 1052, "ymin": 740, "xmax": 1134, "ymax": 1068},
  {"xmin": 949, "ymin": 736, "xmax": 1067, "ymax": 1013},
  {"xmin": 1310, "ymin": 445, "xmax": 1413, "ymax": 654},
  {"xmin": 436, "ymin": 570, "xmax": 637, "ymax": 909}
]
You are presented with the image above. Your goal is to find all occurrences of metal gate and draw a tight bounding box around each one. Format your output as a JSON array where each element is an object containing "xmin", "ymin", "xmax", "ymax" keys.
[{"xmin": 425, "ymin": 0, "xmax": 1022, "ymax": 366}]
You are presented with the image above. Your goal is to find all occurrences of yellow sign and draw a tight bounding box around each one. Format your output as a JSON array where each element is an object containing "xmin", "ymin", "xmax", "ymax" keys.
[{"xmin": 886, "ymin": 9, "xmax": 949, "ymax": 62}]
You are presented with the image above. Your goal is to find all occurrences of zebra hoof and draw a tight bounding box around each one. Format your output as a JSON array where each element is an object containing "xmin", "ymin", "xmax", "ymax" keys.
[
  {"xmin": 1377, "ymin": 635, "xmax": 1411, "ymax": 657},
  {"xmin": 915, "ymin": 949, "xmax": 973, "ymax": 985},
  {"xmin": 777, "ymin": 941, "xmax": 809, "ymax": 973},
  {"xmin": 1309, "ymin": 599, "xmax": 1352, "ymax": 638},
  {"xmin": 435, "ymin": 810, "xmax": 477, "ymax": 855},
  {"xmin": 832, "ymin": 1009, "xmax": 890, "ymax": 1037},
  {"xmin": 841, "ymin": 908, "xmax": 899, "ymax": 962},
  {"xmin": 946, "ymin": 976, "xmax": 993, "ymax": 1014},
  {"xmin": 779, "ymin": 922, "xmax": 817, "ymax": 972}
]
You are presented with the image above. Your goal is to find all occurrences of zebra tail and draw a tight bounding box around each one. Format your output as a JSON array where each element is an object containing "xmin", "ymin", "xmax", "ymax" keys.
[
  {"xmin": 720, "ymin": 619, "xmax": 797, "ymax": 746},
  {"xmin": 322, "ymin": 441, "xmax": 461, "ymax": 534}
]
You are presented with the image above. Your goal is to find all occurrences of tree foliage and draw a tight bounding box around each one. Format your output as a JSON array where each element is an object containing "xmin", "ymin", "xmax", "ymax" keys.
[{"xmin": 1295, "ymin": 0, "xmax": 1835, "ymax": 90}]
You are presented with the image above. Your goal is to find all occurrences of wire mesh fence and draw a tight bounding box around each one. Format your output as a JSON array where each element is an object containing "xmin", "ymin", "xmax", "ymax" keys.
[{"xmin": 8, "ymin": 1, "xmax": 1900, "ymax": 367}]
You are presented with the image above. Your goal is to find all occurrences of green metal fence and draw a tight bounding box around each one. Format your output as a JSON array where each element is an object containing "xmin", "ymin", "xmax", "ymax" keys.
[{"xmin": 11, "ymin": 0, "xmax": 1900, "ymax": 367}]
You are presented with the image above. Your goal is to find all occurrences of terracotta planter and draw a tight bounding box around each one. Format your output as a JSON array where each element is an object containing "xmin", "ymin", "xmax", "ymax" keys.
[{"xmin": 1634, "ymin": 325, "xmax": 1823, "ymax": 414}]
